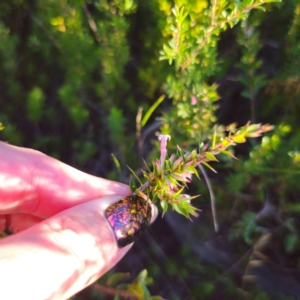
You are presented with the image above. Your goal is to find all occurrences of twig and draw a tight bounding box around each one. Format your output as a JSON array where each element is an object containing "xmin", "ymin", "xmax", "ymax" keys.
[
  {"xmin": 210, "ymin": 0, "xmax": 218, "ymax": 27},
  {"xmin": 83, "ymin": 4, "xmax": 101, "ymax": 43},
  {"xmin": 198, "ymin": 164, "xmax": 219, "ymax": 232},
  {"xmin": 136, "ymin": 180, "xmax": 150, "ymax": 193},
  {"xmin": 136, "ymin": 106, "xmax": 143, "ymax": 165}
]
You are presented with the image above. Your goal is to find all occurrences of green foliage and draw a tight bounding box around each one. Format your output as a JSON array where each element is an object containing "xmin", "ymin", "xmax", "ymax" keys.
[
  {"xmin": 198, "ymin": 281, "xmax": 215, "ymax": 297},
  {"xmin": 236, "ymin": 20, "xmax": 267, "ymax": 108},
  {"xmin": 106, "ymin": 272, "xmax": 131, "ymax": 287},
  {"xmin": 158, "ymin": 0, "xmax": 280, "ymax": 145},
  {"xmin": 103, "ymin": 270, "xmax": 163, "ymax": 300},
  {"xmin": 27, "ymin": 87, "xmax": 45, "ymax": 121},
  {"xmin": 2, "ymin": 0, "xmax": 300, "ymax": 298},
  {"xmin": 108, "ymin": 107, "xmax": 126, "ymax": 142},
  {"xmin": 0, "ymin": 0, "xmax": 136, "ymax": 170},
  {"xmin": 284, "ymin": 233, "xmax": 298, "ymax": 254},
  {"xmin": 132, "ymin": 123, "xmax": 272, "ymax": 218},
  {"xmin": 229, "ymin": 211, "xmax": 261, "ymax": 244}
]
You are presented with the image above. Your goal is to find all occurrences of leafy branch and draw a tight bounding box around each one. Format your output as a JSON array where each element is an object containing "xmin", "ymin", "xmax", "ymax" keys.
[
  {"xmin": 181, "ymin": 0, "xmax": 281, "ymax": 71},
  {"xmin": 130, "ymin": 122, "xmax": 273, "ymax": 219}
]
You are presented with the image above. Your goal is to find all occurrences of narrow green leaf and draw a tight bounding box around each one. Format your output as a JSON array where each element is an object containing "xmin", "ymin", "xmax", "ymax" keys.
[
  {"xmin": 236, "ymin": 124, "xmax": 249, "ymax": 135},
  {"xmin": 142, "ymin": 158, "xmax": 151, "ymax": 172},
  {"xmin": 141, "ymin": 95, "xmax": 165, "ymax": 127},
  {"xmin": 201, "ymin": 161, "xmax": 217, "ymax": 173},
  {"xmin": 137, "ymin": 270, "xmax": 151, "ymax": 297},
  {"xmin": 221, "ymin": 138, "xmax": 232, "ymax": 148},
  {"xmin": 186, "ymin": 165, "xmax": 200, "ymax": 179},
  {"xmin": 140, "ymin": 283, "xmax": 151, "ymax": 298},
  {"xmin": 111, "ymin": 153, "xmax": 122, "ymax": 174},
  {"xmin": 152, "ymin": 193, "xmax": 158, "ymax": 204},
  {"xmin": 254, "ymin": 5, "xmax": 266, "ymax": 11},
  {"xmin": 165, "ymin": 158, "xmax": 172, "ymax": 169},
  {"xmin": 219, "ymin": 150, "xmax": 237, "ymax": 159},
  {"xmin": 181, "ymin": 194, "xmax": 200, "ymax": 202},
  {"xmin": 173, "ymin": 203, "xmax": 189, "ymax": 217},
  {"xmin": 172, "ymin": 186, "xmax": 184, "ymax": 196},
  {"xmin": 205, "ymin": 152, "xmax": 218, "ymax": 161},
  {"xmin": 186, "ymin": 205, "xmax": 199, "ymax": 218},
  {"xmin": 160, "ymin": 201, "xmax": 168, "ymax": 214},
  {"xmin": 177, "ymin": 145, "xmax": 186, "ymax": 162},
  {"xmin": 212, "ymin": 129, "xmax": 217, "ymax": 150},
  {"xmin": 174, "ymin": 201, "xmax": 199, "ymax": 218},
  {"xmin": 129, "ymin": 177, "xmax": 136, "ymax": 193},
  {"xmin": 246, "ymin": 123, "xmax": 261, "ymax": 133},
  {"xmin": 153, "ymin": 160, "xmax": 158, "ymax": 176},
  {"xmin": 127, "ymin": 165, "xmax": 143, "ymax": 185},
  {"xmin": 232, "ymin": 135, "xmax": 246, "ymax": 143},
  {"xmin": 137, "ymin": 269, "xmax": 148, "ymax": 282},
  {"xmin": 190, "ymin": 149, "xmax": 197, "ymax": 159}
]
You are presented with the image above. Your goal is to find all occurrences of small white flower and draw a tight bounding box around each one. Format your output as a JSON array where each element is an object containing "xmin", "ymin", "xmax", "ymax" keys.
[{"xmin": 158, "ymin": 134, "xmax": 171, "ymax": 142}]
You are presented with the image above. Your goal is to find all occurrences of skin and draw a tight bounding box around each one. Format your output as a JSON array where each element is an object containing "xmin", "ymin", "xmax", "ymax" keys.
[{"xmin": 0, "ymin": 142, "xmax": 141, "ymax": 299}]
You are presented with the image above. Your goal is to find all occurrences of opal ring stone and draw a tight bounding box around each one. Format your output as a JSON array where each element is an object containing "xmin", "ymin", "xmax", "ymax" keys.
[{"xmin": 105, "ymin": 195, "xmax": 152, "ymax": 248}]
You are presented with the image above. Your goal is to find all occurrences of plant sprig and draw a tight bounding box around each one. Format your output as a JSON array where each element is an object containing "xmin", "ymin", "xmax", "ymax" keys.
[{"xmin": 130, "ymin": 122, "xmax": 273, "ymax": 219}]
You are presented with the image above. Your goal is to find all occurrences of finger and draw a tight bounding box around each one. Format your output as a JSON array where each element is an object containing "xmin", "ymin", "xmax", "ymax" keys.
[
  {"xmin": 0, "ymin": 142, "xmax": 130, "ymax": 217},
  {"xmin": 2, "ymin": 214, "xmax": 44, "ymax": 232},
  {"xmin": 0, "ymin": 196, "xmax": 131, "ymax": 300},
  {"xmin": 4, "ymin": 204, "xmax": 157, "ymax": 233}
]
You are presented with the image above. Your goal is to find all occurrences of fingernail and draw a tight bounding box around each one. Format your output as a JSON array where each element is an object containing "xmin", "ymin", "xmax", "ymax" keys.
[
  {"xmin": 105, "ymin": 195, "xmax": 152, "ymax": 248},
  {"xmin": 150, "ymin": 204, "xmax": 158, "ymax": 224}
]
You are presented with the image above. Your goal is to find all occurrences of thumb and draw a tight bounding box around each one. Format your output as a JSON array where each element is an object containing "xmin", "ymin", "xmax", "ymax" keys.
[{"xmin": 0, "ymin": 196, "xmax": 132, "ymax": 300}]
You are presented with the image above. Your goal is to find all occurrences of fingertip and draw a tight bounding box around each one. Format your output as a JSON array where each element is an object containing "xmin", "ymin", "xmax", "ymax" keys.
[{"xmin": 94, "ymin": 179, "xmax": 131, "ymax": 198}]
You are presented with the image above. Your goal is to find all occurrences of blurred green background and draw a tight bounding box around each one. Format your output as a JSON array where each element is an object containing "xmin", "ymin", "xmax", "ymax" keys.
[{"xmin": 1, "ymin": 0, "xmax": 300, "ymax": 299}]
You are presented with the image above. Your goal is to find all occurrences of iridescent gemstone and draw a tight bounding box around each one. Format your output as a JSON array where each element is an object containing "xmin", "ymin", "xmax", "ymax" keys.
[{"xmin": 105, "ymin": 195, "xmax": 152, "ymax": 248}]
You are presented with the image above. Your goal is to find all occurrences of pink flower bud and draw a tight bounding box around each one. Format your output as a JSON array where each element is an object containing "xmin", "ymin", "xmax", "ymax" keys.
[
  {"xmin": 173, "ymin": 156, "xmax": 183, "ymax": 169},
  {"xmin": 158, "ymin": 134, "xmax": 171, "ymax": 170},
  {"xmin": 169, "ymin": 153, "xmax": 175, "ymax": 163},
  {"xmin": 191, "ymin": 96, "xmax": 197, "ymax": 105}
]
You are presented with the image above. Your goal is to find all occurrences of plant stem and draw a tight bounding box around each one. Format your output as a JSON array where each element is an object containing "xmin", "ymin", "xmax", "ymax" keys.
[
  {"xmin": 137, "ymin": 180, "xmax": 150, "ymax": 193},
  {"xmin": 199, "ymin": 164, "xmax": 219, "ymax": 232}
]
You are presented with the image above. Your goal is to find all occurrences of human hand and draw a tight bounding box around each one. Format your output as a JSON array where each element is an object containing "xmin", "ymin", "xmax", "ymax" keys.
[{"xmin": 0, "ymin": 142, "xmax": 154, "ymax": 299}]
